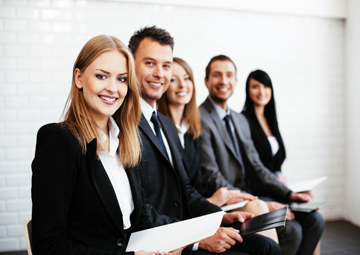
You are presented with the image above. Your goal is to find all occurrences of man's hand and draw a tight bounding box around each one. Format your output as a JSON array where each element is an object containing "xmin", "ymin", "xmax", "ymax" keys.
[
  {"xmin": 266, "ymin": 201, "xmax": 294, "ymax": 221},
  {"xmin": 198, "ymin": 227, "xmax": 242, "ymax": 253},
  {"xmin": 221, "ymin": 211, "xmax": 254, "ymax": 226},
  {"xmin": 290, "ymin": 192, "xmax": 311, "ymax": 202},
  {"xmin": 300, "ymin": 190, "xmax": 315, "ymax": 200}
]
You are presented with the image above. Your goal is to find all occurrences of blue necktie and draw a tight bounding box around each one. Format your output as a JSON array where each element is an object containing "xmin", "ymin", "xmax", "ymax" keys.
[{"xmin": 150, "ymin": 111, "xmax": 168, "ymax": 158}]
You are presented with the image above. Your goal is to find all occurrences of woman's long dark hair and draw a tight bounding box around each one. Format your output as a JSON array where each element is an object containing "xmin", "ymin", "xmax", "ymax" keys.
[
  {"xmin": 242, "ymin": 69, "xmax": 278, "ymax": 131},
  {"xmin": 242, "ymin": 70, "xmax": 286, "ymax": 172}
]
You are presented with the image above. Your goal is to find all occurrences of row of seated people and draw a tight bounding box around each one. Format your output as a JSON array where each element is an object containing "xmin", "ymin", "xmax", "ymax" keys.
[
  {"xmin": 157, "ymin": 56, "xmax": 325, "ymax": 255},
  {"xmin": 31, "ymin": 26, "xmax": 324, "ymax": 255}
]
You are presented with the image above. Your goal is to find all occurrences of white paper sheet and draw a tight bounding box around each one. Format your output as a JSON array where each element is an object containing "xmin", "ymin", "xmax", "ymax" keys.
[
  {"xmin": 221, "ymin": 200, "xmax": 249, "ymax": 212},
  {"xmin": 288, "ymin": 176, "xmax": 327, "ymax": 193},
  {"xmin": 126, "ymin": 211, "xmax": 224, "ymax": 252}
]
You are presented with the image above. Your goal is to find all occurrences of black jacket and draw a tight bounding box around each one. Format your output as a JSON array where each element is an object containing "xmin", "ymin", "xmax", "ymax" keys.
[
  {"xmin": 138, "ymin": 113, "xmax": 220, "ymax": 227},
  {"xmin": 180, "ymin": 133, "xmax": 213, "ymax": 198},
  {"xmin": 241, "ymin": 112, "xmax": 286, "ymax": 174},
  {"xmin": 32, "ymin": 123, "xmax": 153, "ymax": 255}
]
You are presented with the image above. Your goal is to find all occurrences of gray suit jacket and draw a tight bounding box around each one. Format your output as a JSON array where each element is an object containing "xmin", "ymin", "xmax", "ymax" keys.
[{"xmin": 199, "ymin": 97, "xmax": 291, "ymax": 200}]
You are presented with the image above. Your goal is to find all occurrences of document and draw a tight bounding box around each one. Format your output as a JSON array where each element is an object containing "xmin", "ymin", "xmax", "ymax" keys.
[
  {"xmin": 288, "ymin": 176, "xmax": 327, "ymax": 193},
  {"xmin": 289, "ymin": 201, "xmax": 325, "ymax": 212},
  {"xmin": 126, "ymin": 211, "xmax": 224, "ymax": 252},
  {"xmin": 228, "ymin": 206, "xmax": 287, "ymax": 235},
  {"xmin": 221, "ymin": 200, "xmax": 249, "ymax": 212}
]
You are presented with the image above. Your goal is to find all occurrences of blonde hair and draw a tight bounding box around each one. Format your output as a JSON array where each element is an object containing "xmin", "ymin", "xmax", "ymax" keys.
[
  {"xmin": 157, "ymin": 57, "xmax": 202, "ymax": 140},
  {"xmin": 62, "ymin": 35, "xmax": 141, "ymax": 168}
]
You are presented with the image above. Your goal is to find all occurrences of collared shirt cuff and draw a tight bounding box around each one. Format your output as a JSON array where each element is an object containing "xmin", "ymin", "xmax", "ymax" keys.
[{"xmin": 192, "ymin": 242, "xmax": 200, "ymax": 251}]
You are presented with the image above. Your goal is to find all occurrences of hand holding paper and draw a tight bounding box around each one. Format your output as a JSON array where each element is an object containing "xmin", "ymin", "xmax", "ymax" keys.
[
  {"xmin": 290, "ymin": 192, "xmax": 311, "ymax": 203},
  {"xmin": 126, "ymin": 211, "xmax": 224, "ymax": 252}
]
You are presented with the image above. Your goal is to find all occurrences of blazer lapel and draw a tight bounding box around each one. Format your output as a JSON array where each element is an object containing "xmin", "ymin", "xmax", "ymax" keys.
[
  {"xmin": 86, "ymin": 138, "xmax": 124, "ymax": 234},
  {"xmin": 158, "ymin": 114, "xmax": 185, "ymax": 174},
  {"xmin": 139, "ymin": 114, "xmax": 170, "ymax": 162},
  {"xmin": 203, "ymin": 98, "xmax": 239, "ymax": 160}
]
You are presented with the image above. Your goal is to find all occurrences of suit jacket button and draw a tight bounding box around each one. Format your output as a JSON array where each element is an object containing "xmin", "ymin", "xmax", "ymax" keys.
[
  {"xmin": 174, "ymin": 201, "xmax": 180, "ymax": 207},
  {"xmin": 117, "ymin": 238, "xmax": 123, "ymax": 247}
]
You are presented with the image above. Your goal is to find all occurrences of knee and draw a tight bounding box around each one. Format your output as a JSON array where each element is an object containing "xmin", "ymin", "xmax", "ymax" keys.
[
  {"xmin": 278, "ymin": 220, "xmax": 303, "ymax": 245},
  {"xmin": 309, "ymin": 211, "xmax": 325, "ymax": 233},
  {"xmin": 266, "ymin": 238, "xmax": 282, "ymax": 255},
  {"xmin": 244, "ymin": 199, "xmax": 269, "ymax": 216}
]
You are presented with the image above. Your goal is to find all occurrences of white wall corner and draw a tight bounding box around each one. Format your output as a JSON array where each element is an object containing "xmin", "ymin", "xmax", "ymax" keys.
[{"xmin": 345, "ymin": 0, "xmax": 360, "ymax": 227}]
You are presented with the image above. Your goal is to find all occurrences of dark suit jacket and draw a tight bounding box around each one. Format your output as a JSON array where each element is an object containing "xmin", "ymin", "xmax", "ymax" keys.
[
  {"xmin": 31, "ymin": 123, "xmax": 153, "ymax": 255},
  {"xmin": 138, "ymin": 113, "xmax": 220, "ymax": 227},
  {"xmin": 241, "ymin": 111, "xmax": 286, "ymax": 174},
  {"xmin": 199, "ymin": 98, "xmax": 291, "ymax": 200},
  {"xmin": 180, "ymin": 133, "xmax": 213, "ymax": 198}
]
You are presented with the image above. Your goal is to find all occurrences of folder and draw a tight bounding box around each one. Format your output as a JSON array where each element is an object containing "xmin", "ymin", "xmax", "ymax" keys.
[
  {"xmin": 289, "ymin": 201, "xmax": 325, "ymax": 212},
  {"xmin": 227, "ymin": 206, "xmax": 287, "ymax": 235}
]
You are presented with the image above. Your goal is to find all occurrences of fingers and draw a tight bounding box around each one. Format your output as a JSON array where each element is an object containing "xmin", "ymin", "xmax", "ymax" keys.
[
  {"xmin": 298, "ymin": 193, "xmax": 311, "ymax": 202},
  {"xmin": 240, "ymin": 212, "xmax": 255, "ymax": 220},
  {"xmin": 223, "ymin": 227, "xmax": 242, "ymax": 244},
  {"xmin": 286, "ymin": 208, "xmax": 295, "ymax": 220}
]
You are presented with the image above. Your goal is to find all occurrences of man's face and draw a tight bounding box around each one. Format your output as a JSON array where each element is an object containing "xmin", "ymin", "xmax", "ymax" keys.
[
  {"xmin": 134, "ymin": 37, "xmax": 173, "ymax": 107},
  {"xmin": 205, "ymin": 60, "xmax": 237, "ymax": 109}
]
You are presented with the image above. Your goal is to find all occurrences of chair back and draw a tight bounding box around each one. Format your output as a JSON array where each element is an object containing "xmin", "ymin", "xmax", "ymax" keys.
[{"xmin": 24, "ymin": 219, "xmax": 33, "ymax": 255}]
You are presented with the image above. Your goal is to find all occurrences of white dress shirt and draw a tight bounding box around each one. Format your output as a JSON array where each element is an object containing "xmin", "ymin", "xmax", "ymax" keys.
[
  {"xmin": 98, "ymin": 116, "xmax": 134, "ymax": 230},
  {"xmin": 139, "ymin": 97, "xmax": 173, "ymax": 165}
]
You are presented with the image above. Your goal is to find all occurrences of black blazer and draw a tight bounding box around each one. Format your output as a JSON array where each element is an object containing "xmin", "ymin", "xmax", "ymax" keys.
[
  {"xmin": 138, "ymin": 113, "xmax": 220, "ymax": 227},
  {"xmin": 31, "ymin": 124, "xmax": 153, "ymax": 255},
  {"xmin": 180, "ymin": 133, "xmax": 213, "ymax": 198},
  {"xmin": 241, "ymin": 112, "xmax": 286, "ymax": 174}
]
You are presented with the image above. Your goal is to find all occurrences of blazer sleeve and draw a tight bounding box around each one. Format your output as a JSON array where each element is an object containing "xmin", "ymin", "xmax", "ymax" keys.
[
  {"xmin": 198, "ymin": 119, "xmax": 239, "ymax": 192},
  {"xmin": 141, "ymin": 192, "xmax": 180, "ymax": 226},
  {"xmin": 31, "ymin": 124, "xmax": 124, "ymax": 255},
  {"xmin": 237, "ymin": 114, "xmax": 292, "ymax": 200}
]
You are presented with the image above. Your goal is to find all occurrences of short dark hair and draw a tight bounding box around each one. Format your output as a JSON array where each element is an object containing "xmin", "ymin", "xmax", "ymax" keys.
[
  {"xmin": 128, "ymin": 25, "xmax": 174, "ymax": 56},
  {"xmin": 205, "ymin": 55, "xmax": 237, "ymax": 80}
]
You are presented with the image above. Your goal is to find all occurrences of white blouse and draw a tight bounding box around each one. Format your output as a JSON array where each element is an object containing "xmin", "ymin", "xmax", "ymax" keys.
[
  {"xmin": 267, "ymin": 136, "xmax": 279, "ymax": 156},
  {"xmin": 98, "ymin": 117, "xmax": 134, "ymax": 230},
  {"xmin": 176, "ymin": 121, "xmax": 189, "ymax": 149}
]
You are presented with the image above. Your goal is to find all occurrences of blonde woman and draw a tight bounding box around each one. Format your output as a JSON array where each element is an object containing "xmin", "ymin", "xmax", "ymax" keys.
[{"xmin": 32, "ymin": 35, "xmax": 178, "ymax": 255}]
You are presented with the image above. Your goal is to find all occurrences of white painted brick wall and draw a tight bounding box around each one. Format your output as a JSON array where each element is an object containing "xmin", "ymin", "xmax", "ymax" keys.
[{"xmin": 0, "ymin": 0, "xmax": 346, "ymax": 252}]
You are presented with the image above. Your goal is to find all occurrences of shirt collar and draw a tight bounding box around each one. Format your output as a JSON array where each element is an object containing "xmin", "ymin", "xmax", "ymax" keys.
[
  {"xmin": 140, "ymin": 97, "xmax": 157, "ymax": 122},
  {"xmin": 175, "ymin": 120, "xmax": 189, "ymax": 135},
  {"xmin": 99, "ymin": 116, "xmax": 120, "ymax": 156},
  {"xmin": 208, "ymin": 96, "xmax": 231, "ymax": 120}
]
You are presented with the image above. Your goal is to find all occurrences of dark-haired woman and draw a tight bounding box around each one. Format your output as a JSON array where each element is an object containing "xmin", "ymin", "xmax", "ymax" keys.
[
  {"xmin": 31, "ymin": 35, "xmax": 182, "ymax": 255},
  {"xmin": 242, "ymin": 69, "xmax": 324, "ymax": 255}
]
